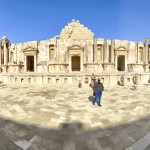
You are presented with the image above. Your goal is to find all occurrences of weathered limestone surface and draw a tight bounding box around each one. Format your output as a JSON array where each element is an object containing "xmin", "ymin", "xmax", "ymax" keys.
[
  {"xmin": 0, "ymin": 20, "xmax": 150, "ymax": 85},
  {"xmin": 0, "ymin": 83, "xmax": 150, "ymax": 149}
]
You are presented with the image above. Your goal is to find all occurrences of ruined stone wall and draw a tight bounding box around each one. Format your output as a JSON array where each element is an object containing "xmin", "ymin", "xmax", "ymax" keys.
[{"xmin": 0, "ymin": 20, "xmax": 150, "ymax": 85}]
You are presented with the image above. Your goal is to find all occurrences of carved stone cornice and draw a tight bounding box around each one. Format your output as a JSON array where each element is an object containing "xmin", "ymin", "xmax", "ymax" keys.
[{"xmin": 23, "ymin": 46, "xmax": 39, "ymax": 55}]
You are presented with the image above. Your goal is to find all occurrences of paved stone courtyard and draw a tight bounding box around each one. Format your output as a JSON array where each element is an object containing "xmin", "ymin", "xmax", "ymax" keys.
[{"xmin": 0, "ymin": 83, "xmax": 150, "ymax": 150}]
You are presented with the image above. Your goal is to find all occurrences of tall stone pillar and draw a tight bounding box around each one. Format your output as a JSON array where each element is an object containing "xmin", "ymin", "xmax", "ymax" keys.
[
  {"xmin": 66, "ymin": 51, "xmax": 69, "ymax": 63},
  {"xmin": 127, "ymin": 42, "xmax": 130, "ymax": 71},
  {"xmin": 145, "ymin": 42, "xmax": 148, "ymax": 64},
  {"xmin": 0, "ymin": 43, "xmax": 1, "ymax": 73},
  {"xmin": 54, "ymin": 44, "xmax": 57, "ymax": 62},
  {"xmin": 137, "ymin": 42, "xmax": 139, "ymax": 63},
  {"xmin": 143, "ymin": 45, "xmax": 146, "ymax": 63},
  {"xmin": 34, "ymin": 55, "xmax": 37, "ymax": 72},
  {"xmin": 94, "ymin": 39, "xmax": 97, "ymax": 63},
  {"xmin": 57, "ymin": 39, "xmax": 59, "ymax": 63},
  {"xmin": 81, "ymin": 51, "xmax": 83, "ymax": 72},
  {"xmin": 83, "ymin": 45, "xmax": 85, "ymax": 64},
  {"xmin": 148, "ymin": 47, "xmax": 150, "ymax": 64},
  {"xmin": 1, "ymin": 46, "xmax": 4, "ymax": 65},
  {"xmin": 125, "ymin": 52, "xmax": 128, "ymax": 71},
  {"xmin": 0, "ymin": 43, "xmax": 1, "ymax": 67},
  {"xmin": 46, "ymin": 44, "xmax": 49, "ymax": 61},
  {"xmin": 24, "ymin": 55, "xmax": 26, "ymax": 72},
  {"xmin": 85, "ymin": 41, "xmax": 88, "ymax": 63},
  {"xmin": 88, "ymin": 42, "xmax": 93, "ymax": 63},
  {"xmin": 104, "ymin": 39, "xmax": 108, "ymax": 63},
  {"xmin": 111, "ymin": 40, "xmax": 114, "ymax": 63},
  {"xmin": 4, "ymin": 42, "xmax": 7, "ymax": 65},
  {"xmin": 115, "ymin": 53, "xmax": 118, "ymax": 71},
  {"xmin": 69, "ymin": 55, "xmax": 71, "ymax": 72},
  {"xmin": 84, "ymin": 42, "xmax": 87, "ymax": 63},
  {"xmin": 15, "ymin": 44, "xmax": 17, "ymax": 64},
  {"xmin": 101, "ymin": 44, "xmax": 103, "ymax": 63}
]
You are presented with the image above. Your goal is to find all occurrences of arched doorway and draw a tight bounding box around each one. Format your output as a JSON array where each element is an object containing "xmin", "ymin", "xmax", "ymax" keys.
[
  {"xmin": 72, "ymin": 56, "xmax": 80, "ymax": 71},
  {"xmin": 27, "ymin": 56, "xmax": 34, "ymax": 71},
  {"xmin": 117, "ymin": 55, "xmax": 125, "ymax": 71}
]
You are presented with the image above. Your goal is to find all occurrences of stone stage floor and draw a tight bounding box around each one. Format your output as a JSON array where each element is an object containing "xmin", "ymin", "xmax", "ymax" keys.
[{"xmin": 0, "ymin": 83, "xmax": 150, "ymax": 150}]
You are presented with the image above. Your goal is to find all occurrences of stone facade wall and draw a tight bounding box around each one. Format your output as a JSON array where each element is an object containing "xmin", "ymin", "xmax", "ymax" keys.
[
  {"xmin": 1, "ymin": 73, "xmax": 149, "ymax": 86},
  {"xmin": 0, "ymin": 20, "xmax": 150, "ymax": 85}
]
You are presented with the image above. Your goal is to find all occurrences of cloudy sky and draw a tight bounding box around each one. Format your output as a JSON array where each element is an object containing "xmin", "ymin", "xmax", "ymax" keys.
[{"xmin": 0, "ymin": 0, "xmax": 150, "ymax": 43}]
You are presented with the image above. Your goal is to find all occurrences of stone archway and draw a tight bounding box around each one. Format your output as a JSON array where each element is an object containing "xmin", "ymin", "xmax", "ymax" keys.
[
  {"xmin": 117, "ymin": 55, "xmax": 125, "ymax": 71},
  {"xmin": 71, "ymin": 56, "xmax": 80, "ymax": 71}
]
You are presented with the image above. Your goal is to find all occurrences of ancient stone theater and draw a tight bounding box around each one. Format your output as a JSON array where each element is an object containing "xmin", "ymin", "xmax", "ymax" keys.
[{"xmin": 0, "ymin": 20, "xmax": 150, "ymax": 85}]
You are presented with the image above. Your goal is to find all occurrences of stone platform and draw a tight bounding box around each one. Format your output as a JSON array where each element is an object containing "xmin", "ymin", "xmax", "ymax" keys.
[{"xmin": 0, "ymin": 83, "xmax": 150, "ymax": 150}]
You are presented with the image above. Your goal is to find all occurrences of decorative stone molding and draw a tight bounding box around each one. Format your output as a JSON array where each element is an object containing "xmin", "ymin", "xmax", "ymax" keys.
[
  {"xmin": 67, "ymin": 45, "xmax": 84, "ymax": 50},
  {"xmin": 23, "ymin": 46, "xmax": 39, "ymax": 55},
  {"xmin": 115, "ymin": 46, "xmax": 127, "ymax": 51}
]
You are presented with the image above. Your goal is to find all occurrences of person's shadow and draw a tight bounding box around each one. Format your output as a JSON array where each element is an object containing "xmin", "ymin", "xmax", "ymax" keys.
[{"xmin": 88, "ymin": 95, "xmax": 94, "ymax": 102}]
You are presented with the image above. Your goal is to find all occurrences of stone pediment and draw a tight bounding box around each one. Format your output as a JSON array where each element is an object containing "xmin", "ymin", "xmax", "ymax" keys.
[
  {"xmin": 115, "ymin": 46, "xmax": 126, "ymax": 51},
  {"xmin": 60, "ymin": 19, "xmax": 94, "ymax": 40},
  {"xmin": 23, "ymin": 46, "xmax": 38, "ymax": 52},
  {"xmin": 67, "ymin": 45, "xmax": 84, "ymax": 50}
]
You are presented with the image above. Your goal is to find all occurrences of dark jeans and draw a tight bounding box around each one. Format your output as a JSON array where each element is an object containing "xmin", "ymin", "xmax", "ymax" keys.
[{"xmin": 93, "ymin": 91, "xmax": 102, "ymax": 105}]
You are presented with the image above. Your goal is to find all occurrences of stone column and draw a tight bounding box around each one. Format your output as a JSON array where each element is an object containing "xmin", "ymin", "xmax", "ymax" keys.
[
  {"xmin": 85, "ymin": 42, "xmax": 88, "ymax": 63},
  {"xmin": 15, "ymin": 44, "xmax": 17, "ymax": 63},
  {"xmin": 9, "ymin": 49, "xmax": 11, "ymax": 64},
  {"xmin": 24, "ymin": 55, "xmax": 27, "ymax": 72},
  {"xmin": 104, "ymin": 39, "xmax": 108, "ymax": 63},
  {"xmin": 34, "ymin": 55, "xmax": 37, "ymax": 72},
  {"xmin": 0, "ymin": 43, "xmax": 1, "ymax": 73},
  {"xmin": 57, "ymin": 39, "xmax": 59, "ymax": 63},
  {"xmin": 4, "ymin": 42, "xmax": 7, "ymax": 65},
  {"xmin": 1, "ymin": 46, "xmax": 4, "ymax": 65},
  {"xmin": 0, "ymin": 43, "xmax": 1, "ymax": 67},
  {"xmin": 137, "ymin": 42, "xmax": 139, "ymax": 63},
  {"xmin": 148, "ymin": 47, "xmax": 150, "ymax": 64},
  {"xmin": 143, "ymin": 45, "xmax": 146, "ymax": 63},
  {"xmin": 81, "ymin": 52, "xmax": 83, "ymax": 72},
  {"xmin": 145, "ymin": 42, "xmax": 148, "ymax": 64},
  {"xmin": 101, "ymin": 44, "xmax": 103, "ymax": 63},
  {"xmin": 111, "ymin": 40, "xmax": 114, "ymax": 63},
  {"xmin": 94, "ymin": 39, "xmax": 97, "ymax": 63},
  {"xmin": 127, "ymin": 42, "xmax": 130, "ymax": 72},
  {"xmin": 21, "ymin": 50, "xmax": 23, "ymax": 64},
  {"xmin": 46, "ymin": 44, "xmax": 49, "ymax": 62},
  {"xmin": 83, "ymin": 43, "xmax": 86, "ymax": 64},
  {"xmin": 54, "ymin": 44, "xmax": 57, "ymax": 62},
  {"xmin": 65, "ymin": 51, "xmax": 67, "ymax": 63},
  {"xmin": 69, "ymin": 55, "xmax": 71, "ymax": 72},
  {"xmin": 88, "ymin": 43, "xmax": 93, "ymax": 63},
  {"xmin": 125, "ymin": 52, "xmax": 128, "ymax": 71},
  {"xmin": 115, "ymin": 53, "xmax": 118, "ymax": 71}
]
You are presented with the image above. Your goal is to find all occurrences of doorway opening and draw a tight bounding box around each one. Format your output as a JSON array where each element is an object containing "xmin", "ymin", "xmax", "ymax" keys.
[
  {"xmin": 71, "ymin": 56, "xmax": 80, "ymax": 71},
  {"xmin": 27, "ymin": 56, "xmax": 34, "ymax": 71},
  {"xmin": 117, "ymin": 55, "xmax": 125, "ymax": 71}
]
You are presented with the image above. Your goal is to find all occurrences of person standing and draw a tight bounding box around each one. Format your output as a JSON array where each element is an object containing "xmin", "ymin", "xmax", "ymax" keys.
[
  {"xmin": 92, "ymin": 78, "xmax": 104, "ymax": 106},
  {"xmin": 77, "ymin": 76, "xmax": 82, "ymax": 88},
  {"xmin": 120, "ymin": 74, "xmax": 125, "ymax": 86}
]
